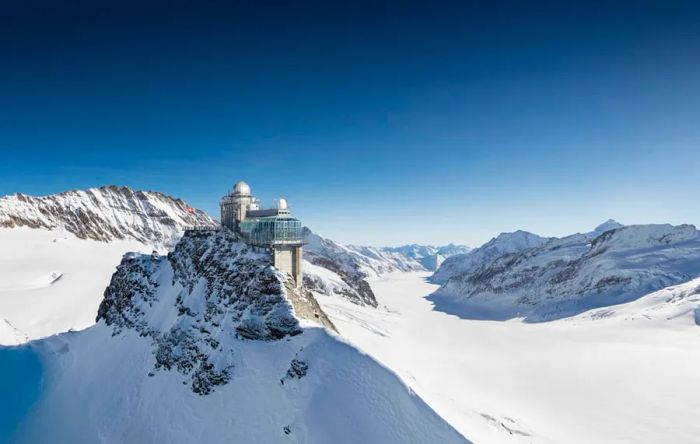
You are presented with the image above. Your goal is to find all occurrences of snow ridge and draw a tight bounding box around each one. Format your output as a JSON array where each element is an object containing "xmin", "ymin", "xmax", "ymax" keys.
[
  {"xmin": 0, "ymin": 185, "xmax": 216, "ymax": 247},
  {"xmin": 432, "ymin": 230, "xmax": 549, "ymax": 284}
]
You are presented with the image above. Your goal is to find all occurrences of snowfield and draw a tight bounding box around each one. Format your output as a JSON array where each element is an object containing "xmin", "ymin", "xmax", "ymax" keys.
[
  {"xmin": 315, "ymin": 271, "xmax": 700, "ymax": 444},
  {"xmin": 4, "ymin": 326, "xmax": 468, "ymax": 444},
  {"xmin": 0, "ymin": 228, "xmax": 152, "ymax": 343}
]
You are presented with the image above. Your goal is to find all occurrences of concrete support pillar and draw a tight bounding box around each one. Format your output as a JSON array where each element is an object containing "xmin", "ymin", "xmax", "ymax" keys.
[
  {"xmin": 272, "ymin": 245, "xmax": 304, "ymax": 288},
  {"xmin": 293, "ymin": 245, "xmax": 303, "ymax": 288}
]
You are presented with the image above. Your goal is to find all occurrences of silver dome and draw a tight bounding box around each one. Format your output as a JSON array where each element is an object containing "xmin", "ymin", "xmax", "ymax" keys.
[{"xmin": 232, "ymin": 180, "xmax": 251, "ymax": 196}]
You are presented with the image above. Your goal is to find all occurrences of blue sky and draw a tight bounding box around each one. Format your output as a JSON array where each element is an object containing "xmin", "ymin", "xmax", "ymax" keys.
[{"xmin": 1, "ymin": 0, "xmax": 699, "ymax": 246}]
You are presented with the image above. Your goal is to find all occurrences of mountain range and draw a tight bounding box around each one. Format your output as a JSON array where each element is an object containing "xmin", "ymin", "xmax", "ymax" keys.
[
  {"xmin": 0, "ymin": 185, "xmax": 216, "ymax": 247},
  {"xmin": 0, "ymin": 187, "xmax": 466, "ymax": 344},
  {"xmin": 429, "ymin": 220, "xmax": 700, "ymax": 322}
]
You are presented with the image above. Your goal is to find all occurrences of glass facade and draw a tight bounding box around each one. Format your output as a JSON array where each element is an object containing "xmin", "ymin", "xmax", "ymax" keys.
[{"xmin": 239, "ymin": 216, "xmax": 303, "ymax": 246}]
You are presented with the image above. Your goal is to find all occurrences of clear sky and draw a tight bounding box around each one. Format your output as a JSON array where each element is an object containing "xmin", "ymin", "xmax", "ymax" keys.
[{"xmin": 1, "ymin": 0, "xmax": 699, "ymax": 247}]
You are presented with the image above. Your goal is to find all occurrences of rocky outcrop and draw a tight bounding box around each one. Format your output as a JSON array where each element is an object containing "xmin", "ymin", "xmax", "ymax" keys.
[
  {"xmin": 303, "ymin": 228, "xmax": 382, "ymax": 307},
  {"xmin": 0, "ymin": 185, "xmax": 216, "ymax": 247},
  {"xmin": 97, "ymin": 230, "xmax": 329, "ymax": 394},
  {"xmin": 284, "ymin": 280, "xmax": 337, "ymax": 332}
]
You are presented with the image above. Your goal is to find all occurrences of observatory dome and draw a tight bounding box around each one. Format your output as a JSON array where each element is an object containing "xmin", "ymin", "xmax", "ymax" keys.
[{"xmin": 232, "ymin": 181, "xmax": 251, "ymax": 196}]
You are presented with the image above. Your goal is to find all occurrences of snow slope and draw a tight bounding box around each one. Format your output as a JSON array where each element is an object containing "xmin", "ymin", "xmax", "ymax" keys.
[
  {"xmin": 0, "ymin": 186, "xmax": 216, "ymax": 345},
  {"xmin": 431, "ymin": 222, "xmax": 700, "ymax": 321},
  {"xmin": 2, "ymin": 233, "xmax": 469, "ymax": 444},
  {"xmin": 0, "ymin": 228, "xmax": 153, "ymax": 344},
  {"xmin": 314, "ymin": 271, "xmax": 700, "ymax": 444},
  {"xmin": 576, "ymin": 276, "xmax": 700, "ymax": 325},
  {"xmin": 0, "ymin": 318, "xmax": 27, "ymax": 345}
]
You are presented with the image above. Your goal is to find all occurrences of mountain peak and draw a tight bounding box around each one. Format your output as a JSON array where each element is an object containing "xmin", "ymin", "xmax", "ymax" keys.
[{"xmin": 594, "ymin": 219, "xmax": 624, "ymax": 233}]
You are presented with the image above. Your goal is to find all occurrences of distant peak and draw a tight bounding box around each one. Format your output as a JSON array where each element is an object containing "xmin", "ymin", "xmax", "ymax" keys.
[{"xmin": 594, "ymin": 219, "xmax": 624, "ymax": 233}]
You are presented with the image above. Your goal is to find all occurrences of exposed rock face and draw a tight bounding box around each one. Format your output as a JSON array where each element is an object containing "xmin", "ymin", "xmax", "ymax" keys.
[
  {"xmin": 303, "ymin": 228, "xmax": 383, "ymax": 307},
  {"xmin": 97, "ymin": 231, "xmax": 318, "ymax": 394},
  {"xmin": 0, "ymin": 185, "xmax": 216, "ymax": 247},
  {"xmin": 431, "ymin": 223, "xmax": 700, "ymax": 322},
  {"xmin": 284, "ymin": 280, "xmax": 337, "ymax": 332}
]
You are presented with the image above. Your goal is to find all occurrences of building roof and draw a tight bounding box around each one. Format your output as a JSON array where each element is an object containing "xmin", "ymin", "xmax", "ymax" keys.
[
  {"xmin": 232, "ymin": 180, "xmax": 251, "ymax": 196},
  {"xmin": 246, "ymin": 208, "xmax": 288, "ymax": 218}
]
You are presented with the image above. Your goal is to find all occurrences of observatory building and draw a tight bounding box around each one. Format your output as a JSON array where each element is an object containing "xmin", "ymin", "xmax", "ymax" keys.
[{"xmin": 220, "ymin": 181, "xmax": 303, "ymax": 287}]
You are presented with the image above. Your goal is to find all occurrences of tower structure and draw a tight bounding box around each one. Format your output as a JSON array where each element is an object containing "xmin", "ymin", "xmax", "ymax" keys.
[
  {"xmin": 220, "ymin": 181, "xmax": 303, "ymax": 287},
  {"xmin": 220, "ymin": 181, "xmax": 259, "ymax": 231}
]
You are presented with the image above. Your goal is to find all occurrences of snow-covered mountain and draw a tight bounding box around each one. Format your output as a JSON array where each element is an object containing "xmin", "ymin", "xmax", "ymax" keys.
[
  {"xmin": 382, "ymin": 244, "xmax": 471, "ymax": 271},
  {"xmin": 303, "ymin": 230, "xmax": 470, "ymax": 307},
  {"xmin": 431, "ymin": 230, "xmax": 550, "ymax": 284},
  {"xmin": 0, "ymin": 186, "xmax": 216, "ymax": 345},
  {"xmin": 0, "ymin": 185, "xmax": 216, "ymax": 246},
  {"xmin": 430, "ymin": 221, "xmax": 700, "ymax": 321},
  {"xmin": 3, "ymin": 231, "xmax": 469, "ymax": 444},
  {"xmin": 303, "ymin": 228, "xmax": 425, "ymax": 307}
]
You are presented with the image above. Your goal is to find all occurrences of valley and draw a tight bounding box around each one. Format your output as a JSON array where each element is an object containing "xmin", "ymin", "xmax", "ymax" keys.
[{"xmin": 316, "ymin": 271, "xmax": 700, "ymax": 444}]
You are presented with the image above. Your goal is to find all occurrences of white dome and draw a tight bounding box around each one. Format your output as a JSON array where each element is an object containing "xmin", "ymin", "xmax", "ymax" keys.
[
  {"xmin": 277, "ymin": 198, "xmax": 288, "ymax": 210},
  {"xmin": 232, "ymin": 181, "xmax": 251, "ymax": 196}
]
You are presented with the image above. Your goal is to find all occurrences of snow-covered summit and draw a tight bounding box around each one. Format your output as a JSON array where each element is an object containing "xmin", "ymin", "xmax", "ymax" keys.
[
  {"xmin": 593, "ymin": 219, "xmax": 624, "ymax": 234},
  {"xmin": 4, "ymin": 231, "xmax": 469, "ymax": 443},
  {"xmin": 0, "ymin": 185, "xmax": 215, "ymax": 247},
  {"xmin": 431, "ymin": 223, "xmax": 700, "ymax": 321},
  {"xmin": 431, "ymin": 230, "xmax": 549, "ymax": 284}
]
